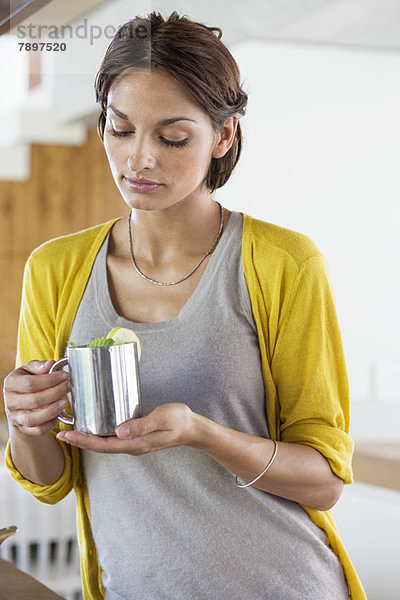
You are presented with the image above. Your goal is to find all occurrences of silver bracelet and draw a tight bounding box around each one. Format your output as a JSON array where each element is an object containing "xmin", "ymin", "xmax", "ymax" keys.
[{"xmin": 235, "ymin": 440, "xmax": 278, "ymax": 489}]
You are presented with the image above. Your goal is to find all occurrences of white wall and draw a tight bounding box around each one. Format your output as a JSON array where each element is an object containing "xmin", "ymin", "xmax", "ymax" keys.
[
  {"xmin": 51, "ymin": 0, "xmax": 153, "ymax": 123},
  {"xmin": 0, "ymin": 35, "xmax": 28, "ymax": 111},
  {"xmin": 332, "ymin": 482, "xmax": 400, "ymax": 600},
  {"xmin": 216, "ymin": 40, "xmax": 400, "ymax": 443},
  {"xmin": 0, "ymin": 35, "xmax": 28, "ymax": 146}
]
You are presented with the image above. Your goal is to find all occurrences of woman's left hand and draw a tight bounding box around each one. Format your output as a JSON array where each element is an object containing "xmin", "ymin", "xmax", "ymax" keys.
[
  {"xmin": 56, "ymin": 403, "xmax": 197, "ymax": 455},
  {"xmin": 56, "ymin": 401, "xmax": 344, "ymax": 510}
]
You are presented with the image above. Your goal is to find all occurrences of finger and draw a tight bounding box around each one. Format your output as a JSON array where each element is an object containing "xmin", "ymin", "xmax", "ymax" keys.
[
  {"xmin": 4, "ymin": 364, "xmax": 69, "ymax": 397},
  {"xmin": 18, "ymin": 370, "xmax": 70, "ymax": 395},
  {"xmin": 115, "ymin": 404, "xmax": 191, "ymax": 441},
  {"xmin": 22, "ymin": 360, "xmax": 56, "ymax": 375},
  {"xmin": 115, "ymin": 415, "xmax": 162, "ymax": 440},
  {"xmin": 6, "ymin": 378, "xmax": 71, "ymax": 411},
  {"xmin": 17, "ymin": 417, "xmax": 61, "ymax": 437},
  {"xmin": 56, "ymin": 431, "xmax": 125, "ymax": 453},
  {"xmin": 56, "ymin": 429, "xmax": 164, "ymax": 455},
  {"xmin": 16, "ymin": 398, "xmax": 68, "ymax": 429}
]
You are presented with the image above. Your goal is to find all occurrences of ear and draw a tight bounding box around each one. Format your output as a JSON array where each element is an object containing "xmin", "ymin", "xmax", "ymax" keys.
[{"xmin": 212, "ymin": 116, "xmax": 239, "ymax": 159}]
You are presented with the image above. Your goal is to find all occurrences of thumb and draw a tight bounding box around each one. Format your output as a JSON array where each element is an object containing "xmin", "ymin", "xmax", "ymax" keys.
[
  {"xmin": 23, "ymin": 359, "xmax": 55, "ymax": 375},
  {"xmin": 115, "ymin": 415, "xmax": 152, "ymax": 440}
]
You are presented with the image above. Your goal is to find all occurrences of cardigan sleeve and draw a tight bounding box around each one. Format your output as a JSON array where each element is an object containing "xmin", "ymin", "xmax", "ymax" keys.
[
  {"xmin": 270, "ymin": 254, "xmax": 354, "ymax": 484},
  {"xmin": 5, "ymin": 435, "xmax": 73, "ymax": 505},
  {"xmin": 5, "ymin": 250, "xmax": 74, "ymax": 504}
]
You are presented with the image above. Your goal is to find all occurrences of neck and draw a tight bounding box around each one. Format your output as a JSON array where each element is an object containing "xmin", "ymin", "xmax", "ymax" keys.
[{"xmin": 129, "ymin": 196, "xmax": 224, "ymax": 265}]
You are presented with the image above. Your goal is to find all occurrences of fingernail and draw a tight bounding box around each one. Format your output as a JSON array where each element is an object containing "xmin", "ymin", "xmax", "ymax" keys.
[
  {"xmin": 59, "ymin": 372, "xmax": 69, "ymax": 380},
  {"xmin": 39, "ymin": 360, "xmax": 51, "ymax": 369},
  {"xmin": 58, "ymin": 398, "xmax": 68, "ymax": 407},
  {"xmin": 117, "ymin": 424, "xmax": 131, "ymax": 439}
]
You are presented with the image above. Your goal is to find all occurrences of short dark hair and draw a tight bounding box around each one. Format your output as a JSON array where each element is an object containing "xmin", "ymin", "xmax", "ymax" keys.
[{"xmin": 95, "ymin": 12, "xmax": 248, "ymax": 192}]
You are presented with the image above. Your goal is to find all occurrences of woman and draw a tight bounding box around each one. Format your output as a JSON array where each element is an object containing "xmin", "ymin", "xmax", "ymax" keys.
[{"xmin": 4, "ymin": 12, "xmax": 366, "ymax": 600}]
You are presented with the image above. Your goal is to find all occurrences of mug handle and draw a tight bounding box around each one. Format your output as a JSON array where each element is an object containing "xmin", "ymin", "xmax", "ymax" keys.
[{"xmin": 50, "ymin": 358, "xmax": 74, "ymax": 426}]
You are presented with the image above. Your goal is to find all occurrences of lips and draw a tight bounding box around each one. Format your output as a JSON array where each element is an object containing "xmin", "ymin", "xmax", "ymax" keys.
[
  {"xmin": 124, "ymin": 176, "xmax": 163, "ymax": 193},
  {"xmin": 127, "ymin": 176, "xmax": 160, "ymax": 185}
]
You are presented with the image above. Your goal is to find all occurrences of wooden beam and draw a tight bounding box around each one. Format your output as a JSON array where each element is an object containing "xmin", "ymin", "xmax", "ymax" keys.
[
  {"xmin": 0, "ymin": 0, "xmax": 54, "ymax": 36},
  {"xmin": 353, "ymin": 443, "xmax": 400, "ymax": 492}
]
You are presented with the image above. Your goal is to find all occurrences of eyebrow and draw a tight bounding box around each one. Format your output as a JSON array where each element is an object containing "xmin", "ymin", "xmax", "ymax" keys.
[{"xmin": 108, "ymin": 105, "xmax": 196, "ymax": 126}]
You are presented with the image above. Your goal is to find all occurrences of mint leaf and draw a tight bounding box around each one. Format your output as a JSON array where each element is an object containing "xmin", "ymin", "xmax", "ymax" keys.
[
  {"xmin": 87, "ymin": 337, "xmax": 115, "ymax": 348},
  {"xmin": 67, "ymin": 340, "xmax": 78, "ymax": 348}
]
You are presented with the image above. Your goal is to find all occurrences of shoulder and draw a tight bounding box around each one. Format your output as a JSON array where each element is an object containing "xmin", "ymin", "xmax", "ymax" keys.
[
  {"xmin": 27, "ymin": 219, "xmax": 118, "ymax": 271},
  {"xmin": 242, "ymin": 213, "xmax": 322, "ymax": 270}
]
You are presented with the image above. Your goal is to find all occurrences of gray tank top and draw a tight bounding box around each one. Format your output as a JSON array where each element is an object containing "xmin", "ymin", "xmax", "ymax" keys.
[{"xmin": 70, "ymin": 212, "xmax": 348, "ymax": 600}]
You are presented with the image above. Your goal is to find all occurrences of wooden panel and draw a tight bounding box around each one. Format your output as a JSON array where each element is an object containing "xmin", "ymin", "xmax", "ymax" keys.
[
  {"xmin": 0, "ymin": 559, "xmax": 64, "ymax": 599},
  {"xmin": 0, "ymin": 256, "xmax": 25, "ymax": 371},
  {"xmin": 0, "ymin": 129, "xmax": 125, "ymax": 416},
  {"xmin": 86, "ymin": 128, "xmax": 130, "ymax": 225},
  {"xmin": 353, "ymin": 443, "xmax": 400, "ymax": 492},
  {"xmin": 29, "ymin": 50, "xmax": 42, "ymax": 90}
]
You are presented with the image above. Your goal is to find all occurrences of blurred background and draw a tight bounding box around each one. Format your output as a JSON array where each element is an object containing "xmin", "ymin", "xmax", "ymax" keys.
[{"xmin": 0, "ymin": 1, "xmax": 399, "ymax": 598}]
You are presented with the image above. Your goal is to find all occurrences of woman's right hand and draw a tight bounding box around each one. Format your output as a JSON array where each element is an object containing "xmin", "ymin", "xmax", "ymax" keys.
[{"xmin": 3, "ymin": 360, "xmax": 70, "ymax": 437}]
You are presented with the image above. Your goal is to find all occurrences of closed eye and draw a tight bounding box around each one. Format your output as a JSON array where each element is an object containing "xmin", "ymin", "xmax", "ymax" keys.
[
  {"xmin": 160, "ymin": 137, "xmax": 189, "ymax": 148},
  {"xmin": 108, "ymin": 128, "xmax": 188, "ymax": 148},
  {"xmin": 108, "ymin": 128, "xmax": 132, "ymax": 138}
]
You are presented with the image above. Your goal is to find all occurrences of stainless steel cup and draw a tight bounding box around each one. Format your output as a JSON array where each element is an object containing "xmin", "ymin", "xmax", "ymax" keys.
[{"xmin": 50, "ymin": 343, "xmax": 141, "ymax": 436}]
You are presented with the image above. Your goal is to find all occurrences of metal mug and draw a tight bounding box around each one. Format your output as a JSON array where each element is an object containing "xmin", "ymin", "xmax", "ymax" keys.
[{"xmin": 50, "ymin": 342, "xmax": 142, "ymax": 436}]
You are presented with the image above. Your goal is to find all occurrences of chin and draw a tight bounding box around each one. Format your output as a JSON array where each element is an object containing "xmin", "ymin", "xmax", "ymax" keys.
[
  {"xmin": 123, "ymin": 195, "xmax": 192, "ymax": 214},
  {"xmin": 121, "ymin": 195, "xmax": 167, "ymax": 213}
]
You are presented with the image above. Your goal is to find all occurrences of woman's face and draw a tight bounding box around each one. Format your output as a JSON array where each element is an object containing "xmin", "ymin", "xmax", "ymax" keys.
[{"xmin": 103, "ymin": 68, "xmax": 225, "ymax": 212}]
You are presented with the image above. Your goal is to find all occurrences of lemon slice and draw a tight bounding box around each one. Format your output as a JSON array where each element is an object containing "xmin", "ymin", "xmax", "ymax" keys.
[{"xmin": 106, "ymin": 327, "xmax": 142, "ymax": 360}]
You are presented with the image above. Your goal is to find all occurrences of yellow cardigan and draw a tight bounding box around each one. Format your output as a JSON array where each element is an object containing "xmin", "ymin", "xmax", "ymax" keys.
[{"xmin": 6, "ymin": 213, "xmax": 366, "ymax": 599}]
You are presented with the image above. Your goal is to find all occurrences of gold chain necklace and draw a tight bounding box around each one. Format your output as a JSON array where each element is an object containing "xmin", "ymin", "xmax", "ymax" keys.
[{"xmin": 127, "ymin": 202, "xmax": 224, "ymax": 286}]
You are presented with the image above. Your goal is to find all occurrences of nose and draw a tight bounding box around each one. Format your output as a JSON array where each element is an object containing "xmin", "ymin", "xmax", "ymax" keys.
[{"xmin": 127, "ymin": 135, "xmax": 156, "ymax": 173}]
